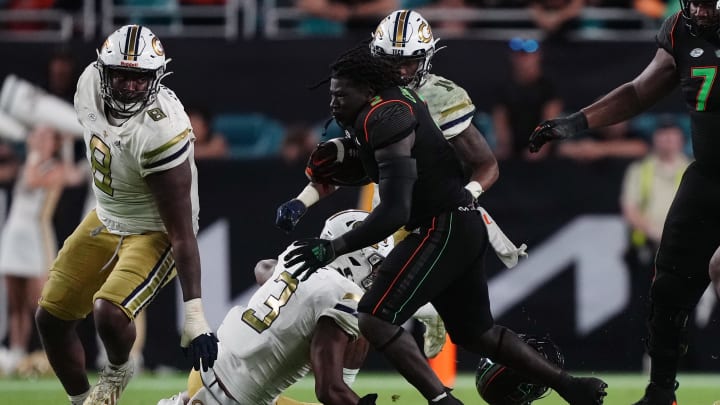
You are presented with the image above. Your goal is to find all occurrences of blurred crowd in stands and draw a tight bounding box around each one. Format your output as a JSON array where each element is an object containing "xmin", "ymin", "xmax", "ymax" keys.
[{"xmin": 0, "ymin": 0, "xmax": 683, "ymax": 39}]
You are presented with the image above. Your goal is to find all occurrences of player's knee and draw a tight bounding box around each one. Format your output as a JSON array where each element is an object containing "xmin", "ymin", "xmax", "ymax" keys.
[
  {"xmin": 93, "ymin": 299, "xmax": 131, "ymax": 333},
  {"xmin": 357, "ymin": 312, "xmax": 399, "ymax": 349},
  {"xmin": 34, "ymin": 306, "xmax": 54, "ymax": 333}
]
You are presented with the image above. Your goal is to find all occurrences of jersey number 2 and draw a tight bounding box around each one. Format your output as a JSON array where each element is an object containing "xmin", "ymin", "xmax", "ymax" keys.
[
  {"xmin": 692, "ymin": 66, "xmax": 717, "ymax": 111},
  {"xmin": 90, "ymin": 135, "xmax": 114, "ymax": 196},
  {"xmin": 242, "ymin": 271, "xmax": 298, "ymax": 333}
]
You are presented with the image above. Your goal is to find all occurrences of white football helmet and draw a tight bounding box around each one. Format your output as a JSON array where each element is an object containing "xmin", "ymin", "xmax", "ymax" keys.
[
  {"xmin": 370, "ymin": 10, "xmax": 441, "ymax": 88},
  {"xmin": 95, "ymin": 25, "xmax": 171, "ymax": 118},
  {"xmin": 321, "ymin": 210, "xmax": 394, "ymax": 291}
]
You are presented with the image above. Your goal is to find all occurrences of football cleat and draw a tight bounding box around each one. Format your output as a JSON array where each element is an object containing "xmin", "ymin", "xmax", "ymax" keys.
[
  {"xmin": 83, "ymin": 362, "xmax": 134, "ymax": 405},
  {"xmin": 632, "ymin": 381, "xmax": 679, "ymax": 405}
]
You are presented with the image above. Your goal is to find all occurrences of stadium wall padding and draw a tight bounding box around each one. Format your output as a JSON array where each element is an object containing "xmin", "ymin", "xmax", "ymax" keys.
[{"xmin": 1, "ymin": 157, "xmax": 717, "ymax": 372}]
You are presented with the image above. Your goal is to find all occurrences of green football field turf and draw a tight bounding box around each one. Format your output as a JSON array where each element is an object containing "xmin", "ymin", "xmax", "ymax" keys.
[{"xmin": 0, "ymin": 372, "xmax": 717, "ymax": 404}]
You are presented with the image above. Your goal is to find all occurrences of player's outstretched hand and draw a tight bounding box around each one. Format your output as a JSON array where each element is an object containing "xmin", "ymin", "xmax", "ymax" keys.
[
  {"xmin": 284, "ymin": 238, "xmax": 336, "ymax": 281},
  {"xmin": 357, "ymin": 393, "xmax": 378, "ymax": 405},
  {"xmin": 180, "ymin": 298, "xmax": 218, "ymax": 372},
  {"xmin": 528, "ymin": 112, "xmax": 588, "ymax": 153},
  {"xmin": 276, "ymin": 199, "xmax": 307, "ymax": 233}
]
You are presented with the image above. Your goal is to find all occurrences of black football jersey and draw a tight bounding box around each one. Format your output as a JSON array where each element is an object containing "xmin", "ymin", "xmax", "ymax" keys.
[
  {"xmin": 349, "ymin": 86, "xmax": 470, "ymax": 228},
  {"xmin": 658, "ymin": 12, "xmax": 720, "ymax": 170}
]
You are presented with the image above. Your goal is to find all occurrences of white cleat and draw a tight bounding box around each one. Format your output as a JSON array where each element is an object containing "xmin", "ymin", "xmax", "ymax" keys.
[{"xmin": 83, "ymin": 362, "xmax": 134, "ymax": 405}]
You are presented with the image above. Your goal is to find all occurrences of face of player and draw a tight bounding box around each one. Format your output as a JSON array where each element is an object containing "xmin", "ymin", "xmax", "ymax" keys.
[
  {"xmin": 690, "ymin": 0, "xmax": 720, "ymax": 29},
  {"xmin": 397, "ymin": 59, "xmax": 420, "ymax": 85},
  {"xmin": 107, "ymin": 68, "xmax": 152, "ymax": 104},
  {"xmin": 329, "ymin": 77, "xmax": 372, "ymax": 128}
]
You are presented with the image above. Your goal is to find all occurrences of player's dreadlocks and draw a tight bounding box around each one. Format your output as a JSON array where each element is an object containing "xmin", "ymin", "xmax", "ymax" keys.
[{"xmin": 330, "ymin": 40, "xmax": 404, "ymax": 93}]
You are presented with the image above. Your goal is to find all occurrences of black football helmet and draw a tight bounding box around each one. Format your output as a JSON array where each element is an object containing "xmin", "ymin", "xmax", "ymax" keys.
[
  {"xmin": 680, "ymin": 0, "xmax": 720, "ymax": 37},
  {"xmin": 475, "ymin": 334, "xmax": 565, "ymax": 405}
]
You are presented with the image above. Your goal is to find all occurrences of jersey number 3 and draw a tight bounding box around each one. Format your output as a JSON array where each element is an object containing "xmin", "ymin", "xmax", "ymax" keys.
[
  {"xmin": 242, "ymin": 271, "xmax": 298, "ymax": 333},
  {"xmin": 90, "ymin": 135, "xmax": 114, "ymax": 196},
  {"xmin": 692, "ymin": 66, "xmax": 717, "ymax": 112}
]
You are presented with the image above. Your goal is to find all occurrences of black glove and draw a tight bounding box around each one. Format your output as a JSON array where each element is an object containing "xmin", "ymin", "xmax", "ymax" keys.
[
  {"xmin": 528, "ymin": 111, "xmax": 588, "ymax": 153},
  {"xmin": 284, "ymin": 238, "xmax": 336, "ymax": 281},
  {"xmin": 183, "ymin": 332, "xmax": 219, "ymax": 372},
  {"xmin": 357, "ymin": 393, "xmax": 378, "ymax": 405},
  {"xmin": 275, "ymin": 199, "xmax": 307, "ymax": 233}
]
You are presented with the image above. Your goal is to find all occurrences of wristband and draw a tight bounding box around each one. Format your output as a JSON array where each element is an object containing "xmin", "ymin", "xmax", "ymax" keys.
[
  {"xmin": 296, "ymin": 184, "xmax": 320, "ymax": 207},
  {"xmin": 181, "ymin": 298, "xmax": 211, "ymax": 347},
  {"xmin": 342, "ymin": 367, "xmax": 359, "ymax": 386},
  {"xmin": 464, "ymin": 181, "xmax": 483, "ymax": 199}
]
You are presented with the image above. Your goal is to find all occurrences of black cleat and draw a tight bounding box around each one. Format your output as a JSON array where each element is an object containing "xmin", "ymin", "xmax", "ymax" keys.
[
  {"xmin": 559, "ymin": 376, "xmax": 608, "ymax": 405},
  {"xmin": 428, "ymin": 388, "xmax": 464, "ymax": 405},
  {"xmin": 631, "ymin": 382, "xmax": 678, "ymax": 405}
]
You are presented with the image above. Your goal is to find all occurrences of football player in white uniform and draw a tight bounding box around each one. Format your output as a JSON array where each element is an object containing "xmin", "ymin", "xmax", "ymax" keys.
[
  {"xmin": 158, "ymin": 210, "xmax": 391, "ymax": 405},
  {"xmin": 35, "ymin": 25, "xmax": 217, "ymax": 405}
]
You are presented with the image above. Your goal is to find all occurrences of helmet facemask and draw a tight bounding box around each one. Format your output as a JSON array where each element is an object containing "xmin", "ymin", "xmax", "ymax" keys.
[
  {"xmin": 320, "ymin": 209, "xmax": 394, "ymax": 291},
  {"xmin": 97, "ymin": 62, "xmax": 166, "ymax": 119},
  {"xmin": 95, "ymin": 25, "xmax": 171, "ymax": 119},
  {"xmin": 680, "ymin": 0, "xmax": 720, "ymax": 37}
]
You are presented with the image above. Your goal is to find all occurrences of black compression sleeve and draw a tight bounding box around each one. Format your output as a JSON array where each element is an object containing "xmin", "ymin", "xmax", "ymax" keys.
[{"xmin": 332, "ymin": 157, "xmax": 417, "ymax": 256}]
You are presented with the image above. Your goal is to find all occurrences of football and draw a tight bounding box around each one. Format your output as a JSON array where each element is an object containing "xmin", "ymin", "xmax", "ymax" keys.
[{"xmin": 305, "ymin": 137, "xmax": 369, "ymax": 187}]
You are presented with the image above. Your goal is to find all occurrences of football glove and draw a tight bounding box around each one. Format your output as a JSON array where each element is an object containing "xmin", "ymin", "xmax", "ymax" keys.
[
  {"xmin": 285, "ymin": 238, "xmax": 336, "ymax": 281},
  {"xmin": 180, "ymin": 298, "xmax": 218, "ymax": 372},
  {"xmin": 276, "ymin": 199, "xmax": 307, "ymax": 233},
  {"xmin": 528, "ymin": 112, "xmax": 588, "ymax": 153},
  {"xmin": 357, "ymin": 393, "xmax": 378, "ymax": 405}
]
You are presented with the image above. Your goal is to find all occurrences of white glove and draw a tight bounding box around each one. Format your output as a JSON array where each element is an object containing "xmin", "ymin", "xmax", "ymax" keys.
[
  {"xmin": 479, "ymin": 207, "xmax": 528, "ymax": 268},
  {"xmin": 413, "ymin": 303, "xmax": 447, "ymax": 359}
]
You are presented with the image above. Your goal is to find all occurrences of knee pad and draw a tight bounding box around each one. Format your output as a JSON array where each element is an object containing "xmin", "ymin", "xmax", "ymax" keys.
[{"xmin": 646, "ymin": 303, "xmax": 689, "ymax": 360}]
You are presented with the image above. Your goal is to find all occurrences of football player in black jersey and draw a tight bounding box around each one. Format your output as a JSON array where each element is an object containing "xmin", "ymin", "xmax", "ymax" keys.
[
  {"xmin": 528, "ymin": 1, "xmax": 720, "ymax": 404},
  {"xmin": 281, "ymin": 44, "xmax": 607, "ymax": 405}
]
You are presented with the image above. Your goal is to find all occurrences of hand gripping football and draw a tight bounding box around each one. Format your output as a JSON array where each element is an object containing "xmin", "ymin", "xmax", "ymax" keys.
[{"xmin": 305, "ymin": 137, "xmax": 369, "ymax": 187}]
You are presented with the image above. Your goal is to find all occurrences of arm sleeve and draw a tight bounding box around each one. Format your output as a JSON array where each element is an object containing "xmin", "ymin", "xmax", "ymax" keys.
[
  {"xmin": 363, "ymin": 101, "xmax": 417, "ymax": 149},
  {"xmin": 656, "ymin": 12, "xmax": 681, "ymax": 56},
  {"xmin": 334, "ymin": 157, "xmax": 416, "ymax": 256}
]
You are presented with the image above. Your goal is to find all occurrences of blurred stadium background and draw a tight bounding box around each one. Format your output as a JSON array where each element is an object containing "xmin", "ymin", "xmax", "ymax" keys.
[{"xmin": 0, "ymin": 0, "xmax": 718, "ymax": 404}]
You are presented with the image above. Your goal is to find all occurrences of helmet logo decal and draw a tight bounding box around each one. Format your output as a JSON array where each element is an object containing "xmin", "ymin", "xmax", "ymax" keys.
[
  {"xmin": 691, "ymin": 48, "xmax": 704, "ymax": 57},
  {"xmin": 123, "ymin": 25, "xmax": 142, "ymax": 61},
  {"xmin": 152, "ymin": 37, "xmax": 165, "ymax": 57},
  {"xmin": 418, "ymin": 21, "xmax": 432, "ymax": 43},
  {"xmin": 393, "ymin": 10, "xmax": 410, "ymax": 47},
  {"xmin": 374, "ymin": 24, "xmax": 384, "ymax": 40}
]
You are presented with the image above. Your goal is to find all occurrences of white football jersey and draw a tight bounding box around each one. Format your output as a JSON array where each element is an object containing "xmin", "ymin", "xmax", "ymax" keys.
[
  {"xmin": 418, "ymin": 73, "xmax": 476, "ymax": 139},
  {"xmin": 211, "ymin": 246, "xmax": 363, "ymax": 405},
  {"xmin": 74, "ymin": 63, "xmax": 199, "ymax": 235}
]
